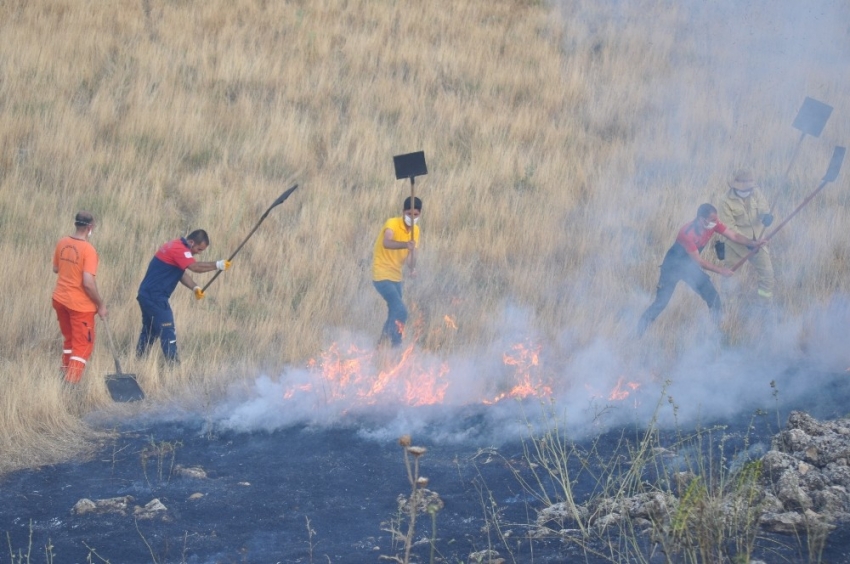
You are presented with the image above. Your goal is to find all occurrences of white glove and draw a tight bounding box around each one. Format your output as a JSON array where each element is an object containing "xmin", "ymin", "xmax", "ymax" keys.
[{"xmin": 216, "ymin": 260, "xmax": 231, "ymax": 271}]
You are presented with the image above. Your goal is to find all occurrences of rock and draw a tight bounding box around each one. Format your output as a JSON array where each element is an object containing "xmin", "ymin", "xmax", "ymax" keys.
[
  {"xmin": 787, "ymin": 411, "xmax": 824, "ymax": 436},
  {"xmin": 776, "ymin": 466, "xmax": 813, "ymax": 511},
  {"xmin": 760, "ymin": 511, "xmax": 804, "ymax": 534},
  {"xmin": 469, "ymin": 549, "xmax": 501, "ymax": 563},
  {"xmin": 804, "ymin": 447, "xmax": 819, "ymax": 464},
  {"xmin": 536, "ymin": 502, "xmax": 587, "ymax": 527},
  {"xmin": 176, "ymin": 465, "xmax": 207, "ymax": 479},
  {"xmin": 777, "ymin": 428, "xmax": 810, "ymax": 453},
  {"xmin": 627, "ymin": 491, "xmax": 672, "ymax": 521},
  {"xmin": 759, "ymin": 412, "xmax": 850, "ymax": 530},
  {"xmin": 71, "ymin": 498, "xmax": 96, "ymax": 515},
  {"xmin": 823, "ymin": 464, "xmax": 850, "ymax": 489},
  {"xmin": 71, "ymin": 496, "xmax": 134, "ymax": 516},
  {"xmin": 813, "ymin": 487, "xmax": 848, "ymax": 516},
  {"xmin": 759, "ymin": 492, "xmax": 784, "ymax": 513},
  {"xmin": 761, "ymin": 451, "xmax": 796, "ymax": 481},
  {"xmin": 134, "ymin": 498, "xmax": 168, "ymax": 520}
]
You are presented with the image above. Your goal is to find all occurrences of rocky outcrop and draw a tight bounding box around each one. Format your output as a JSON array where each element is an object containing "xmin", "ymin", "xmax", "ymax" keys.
[
  {"xmin": 759, "ymin": 411, "xmax": 850, "ymax": 534},
  {"xmin": 536, "ymin": 411, "xmax": 850, "ymax": 541}
]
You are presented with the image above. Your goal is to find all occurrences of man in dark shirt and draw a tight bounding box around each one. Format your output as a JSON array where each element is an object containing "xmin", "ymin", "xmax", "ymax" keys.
[
  {"xmin": 637, "ymin": 203, "xmax": 766, "ymax": 336},
  {"xmin": 136, "ymin": 230, "xmax": 230, "ymax": 362}
]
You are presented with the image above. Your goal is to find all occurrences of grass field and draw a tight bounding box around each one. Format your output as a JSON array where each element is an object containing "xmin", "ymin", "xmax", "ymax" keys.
[{"xmin": 1, "ymin": 0, "xmax": 848, "ymax": 475}]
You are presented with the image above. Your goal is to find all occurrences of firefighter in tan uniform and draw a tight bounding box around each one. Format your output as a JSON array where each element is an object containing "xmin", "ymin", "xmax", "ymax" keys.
[{"xmin": 718, "ymin": 169, "xmax": 775, "ymax": 299}]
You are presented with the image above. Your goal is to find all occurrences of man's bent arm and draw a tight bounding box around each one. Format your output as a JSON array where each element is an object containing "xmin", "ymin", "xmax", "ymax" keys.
[
  {"xmin": 179, "ymin": 271, "xmax": 199, "ymax": 290},
  {"xmin": 723, "ymin": 230, "xmax": 766, "ymax": 247},
  {"xmin": 186, "ymin": 261, "xmax": 218, "ymax": 274},
  {"xmin": 687, "ymin": 248, "xmax": 730, "ymax": 276},
  {"xmin": 382, "ymin": 229, "xmax": 412, "ymax": 250}
]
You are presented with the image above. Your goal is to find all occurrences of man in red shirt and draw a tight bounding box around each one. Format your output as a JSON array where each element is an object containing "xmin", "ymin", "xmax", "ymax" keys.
[
  {"xmin": 136, "ymin": 230, "xmax": 230, "ymax": 362},
  {"xmin": 52, "ymin": 211, "xmax": 108, "ymax": 383},
  {"xmin": 637, "ymin": 203, "xmax": 765, "ymax": 336}
]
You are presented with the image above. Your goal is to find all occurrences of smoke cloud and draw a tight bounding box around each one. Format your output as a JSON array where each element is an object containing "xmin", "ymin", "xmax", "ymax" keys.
[{"xmin": 211, "ymin": 0, "xmax": 850, "ymax": 444}]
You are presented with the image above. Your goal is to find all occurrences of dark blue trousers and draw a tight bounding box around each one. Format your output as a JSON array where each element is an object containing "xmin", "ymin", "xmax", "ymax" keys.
[
  {"xmin": 637, "ymin": 246, "xmax": 721, "ymax": 336},
  {"xmin": 136, "ymin": 296, "xmax": 179, "ymax": 361}
]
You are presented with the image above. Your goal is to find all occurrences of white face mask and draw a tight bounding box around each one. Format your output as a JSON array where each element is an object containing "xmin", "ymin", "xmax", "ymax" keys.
[
  {"xmin": 735, "ymin": 189, "xmax": 753, "ymax": 198},
  {"xmin": 404, "ymin": 215, "xmax": 419, "ymax": 227},
  {"xmin": 704, "ymin": 220, "xmax": 717, "ymax": 230}
]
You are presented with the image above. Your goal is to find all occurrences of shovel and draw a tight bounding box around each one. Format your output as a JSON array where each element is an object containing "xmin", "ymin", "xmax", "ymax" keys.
[
  {"xmin": 733, "ymin": 146, "xmax": 845, "ymax": 272},
  {"xmin": 758, "ymin": 96, "xmax": 833, "ymax": 239},
  {"xmin": 393, "ymin": 150, "xmax": 428, "ymax": 247},
  {"xmin": 202, "ymin": 181, "xmax": 300, "ymax": 293},
  {"xmin": 102, "ymin": 319, "xmax": 145, "ymax": 402},
  {"xmin": 786, "ymin": 97, "xmax": 833, "ymax": 177}
]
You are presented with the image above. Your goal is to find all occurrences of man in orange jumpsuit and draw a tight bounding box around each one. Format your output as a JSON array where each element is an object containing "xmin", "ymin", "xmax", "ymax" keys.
[{"xmin": 52, "ymin": 211, "xmax": 108, "ymax": 383}]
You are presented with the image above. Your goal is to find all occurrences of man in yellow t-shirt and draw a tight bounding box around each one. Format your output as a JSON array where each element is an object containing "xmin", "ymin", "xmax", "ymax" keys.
[
  {"xmin": 52, "ymin": 211, "xmax": 108, "ymax": 383},
  {"xmin": 372, "ymin": 197, "xmax": 421, "ymax": 348}
]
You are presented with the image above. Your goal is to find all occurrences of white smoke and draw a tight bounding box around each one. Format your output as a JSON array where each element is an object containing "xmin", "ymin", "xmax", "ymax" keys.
[{"xmin": 211, "ymin": 0, "xmax": 850, "ymax": 443}]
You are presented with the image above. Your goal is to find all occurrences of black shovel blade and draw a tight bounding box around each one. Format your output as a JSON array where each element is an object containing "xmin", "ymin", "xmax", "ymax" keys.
[
  {"xmin": 823, "ymin": 146, "xmax": 846, "ymax": 183},
  {"xmin": 792, "ymin": 97, "xmax": 833, "ymax": 137},
  {"xmin": 271, "ymin": 183, "xmax": 298, "ymax": 209},
  {"xmin": 393, "ymin": 151, "xmax": 428, "ymax": 180},
  {"xmin": 106, "ymin": 374, "xmax": 145, "ymax": 402}
]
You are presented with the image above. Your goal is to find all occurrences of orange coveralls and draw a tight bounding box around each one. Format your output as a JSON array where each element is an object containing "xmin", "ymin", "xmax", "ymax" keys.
[{"xmin": 52, "ymin": 237, "xmax": 99, "ymax": 383}]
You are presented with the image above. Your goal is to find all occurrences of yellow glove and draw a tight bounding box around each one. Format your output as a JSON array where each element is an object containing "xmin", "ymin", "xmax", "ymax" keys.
[
  {"xmin": 193, "ymin": 286, "xmax": 205, "ymax": 300},
  {"xmin": 216, "ymin": 259, "xmax": 232, "ymax": 271}
]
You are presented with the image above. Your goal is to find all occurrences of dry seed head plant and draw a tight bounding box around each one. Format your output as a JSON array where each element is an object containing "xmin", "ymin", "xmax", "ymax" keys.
[{"xmin": 1, "ymin": 0, "xmax": 849, "ymax": 476}]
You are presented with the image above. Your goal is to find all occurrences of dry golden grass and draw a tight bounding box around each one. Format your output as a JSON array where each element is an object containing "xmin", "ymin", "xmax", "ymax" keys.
[{"xmin": 1, "ymin": 0, "xmax": 848, "ymax": 473}]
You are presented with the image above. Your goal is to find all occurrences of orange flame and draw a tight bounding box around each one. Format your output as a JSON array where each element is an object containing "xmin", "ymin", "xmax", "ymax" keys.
[
  {"xmin": 484, "ymin": 341, "xmax": 553, "ymax": 404},
  {"xmin": 284, "ymin": 318, "xmax": 649, "ymax": 409},
  {"xmin": 608, "ymin": 376, "xmax": 641, "ymax": 401},
  {"xmin": 295, "ymin": 341, "xmax": 449, "ymax": 406}
]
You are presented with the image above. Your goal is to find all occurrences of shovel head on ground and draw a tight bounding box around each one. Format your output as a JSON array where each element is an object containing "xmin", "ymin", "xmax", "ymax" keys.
[
  {"xmin": 792, "ymin": 97, "xmax": 833, "ymax": 138},
  {"xmin": 106, "ymin": 373, "xmax": 145, "ymax": 402},
  {"xmin": 102, "ymin": 319, "xmax": 145, "ymax": 402}
]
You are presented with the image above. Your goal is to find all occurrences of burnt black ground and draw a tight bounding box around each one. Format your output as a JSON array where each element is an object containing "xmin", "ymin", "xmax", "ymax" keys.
[{"xmin": 2, "ymin": 366, "xmax": 850, "ymax": 564}]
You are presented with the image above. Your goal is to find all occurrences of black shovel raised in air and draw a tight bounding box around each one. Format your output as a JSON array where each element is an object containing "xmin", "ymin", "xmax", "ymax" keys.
[
  {"xmin": 786, "ymin": 96, "xmax": 833, "ymax": 178},
  {"xmin": 103, "ymin": 319, "xmax": 145, "ymax": 402},
  {"xmin": 758, "ymin": 96, "xmax": 833, "ymax": 239},
  {"xmin": 201, "ymin": 182, "xmax": 300, "ymax": 293}
]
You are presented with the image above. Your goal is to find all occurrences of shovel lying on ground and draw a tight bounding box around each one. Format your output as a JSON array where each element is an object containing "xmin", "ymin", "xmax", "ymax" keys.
[
  {"xmin": 733, "ymin": 145, "xmax": 846, "ymax": 272},
  {"xmin": 102, "ymin": 319, "xmax": 145, "ymax": 402}
]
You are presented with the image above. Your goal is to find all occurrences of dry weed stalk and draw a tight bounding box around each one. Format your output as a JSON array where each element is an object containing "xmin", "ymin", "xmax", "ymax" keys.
[{"xmin": 381, "ymin": 435, "xmax": 443, "ymax": 564}]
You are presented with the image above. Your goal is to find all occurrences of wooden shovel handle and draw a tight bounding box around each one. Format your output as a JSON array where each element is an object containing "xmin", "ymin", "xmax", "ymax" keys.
[{"xmin": 101, "ymin": 318, "xmax": 124, "ymax": 375}]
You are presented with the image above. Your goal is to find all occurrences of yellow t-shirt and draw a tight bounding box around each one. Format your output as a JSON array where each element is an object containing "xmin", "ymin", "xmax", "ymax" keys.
[
  {"xmin": 52, "ymin": 236, "xmax": 99, "ymax": 312},
  {"xmin": 372, "ymin": 217, "xmax": 420, "ymax": 282}
]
